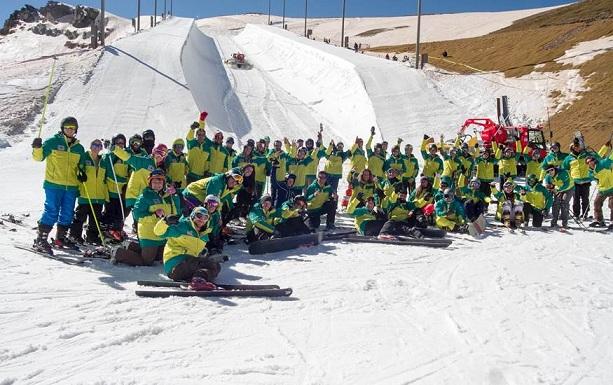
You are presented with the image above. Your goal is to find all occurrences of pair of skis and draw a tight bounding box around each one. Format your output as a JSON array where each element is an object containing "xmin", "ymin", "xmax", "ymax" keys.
[
  {"xmin": 14, "ymin": 243, "xmax": 110, "ymax": 266},
  {"xmin": 135, "ymin": 280, "xmax": 292, "ymax": 298},
  {"xmin": 343, "ymin": 227, "xmax": 452, "ymax": 248}
]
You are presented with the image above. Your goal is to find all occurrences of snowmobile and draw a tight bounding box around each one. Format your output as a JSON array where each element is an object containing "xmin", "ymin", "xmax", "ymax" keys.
[{"xmin": 224, "ymin": 52, "xmax": 252, "ymax": 69}]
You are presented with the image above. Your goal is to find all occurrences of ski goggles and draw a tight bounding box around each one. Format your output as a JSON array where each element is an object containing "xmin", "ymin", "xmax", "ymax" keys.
[
  {"xmin": 91, "ymin": 142, "xmax": 103, "ymax": 149},
  {"xmin": 62, "ymin": 124, "xmax": 77, "ymax": 130},
  {"xmin": 206, "ymin": 200, "xmax": 220, "ymax": 208}
]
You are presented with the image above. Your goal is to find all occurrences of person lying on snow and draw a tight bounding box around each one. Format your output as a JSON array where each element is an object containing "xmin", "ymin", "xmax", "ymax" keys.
[{"xmin": 154, "ymin": 206, "xmax": 220, "ymax": 284}]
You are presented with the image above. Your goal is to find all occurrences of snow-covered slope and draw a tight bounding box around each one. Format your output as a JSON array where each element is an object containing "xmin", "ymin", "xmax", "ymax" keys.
[{"xmin": 198, "ymin": 6, "xmax": 562, "ymax": 48}]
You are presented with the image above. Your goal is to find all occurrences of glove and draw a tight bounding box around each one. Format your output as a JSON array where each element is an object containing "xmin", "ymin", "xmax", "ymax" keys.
[
  {"xmin": 103, "ymin": 139, "xmax": 111, "ymax": 149},
  {"xmin": 32, "ymin": 137, "xmax": 42, "ymax": 148},
  {"xmin": 356, "ymin": 192, "xmax": 364, "ymax": 201},
  {"xmin": 165, "ymin": 215, "xmax": 180, "ymax": 225},
  {"xmin": 370, "ymin": 126, "xmax": 376, "ymax": 136},
  {"xmin": 423, "ymin": 134, "xmax": 430, "ymax": 140},
  {"xmin": 199, "ymin": 111, "xmax": 208, "ymax": 121},
  {"xmin": 165, "ymin": 184, "xmax": 177, "ymax": 195},
  {"xmin": 190, "ymin": 121, "xmax": 199, "ymax": 130},
  {"xmin": 77, "ymin": 169, "xmax": 87, "ymax": 182}
]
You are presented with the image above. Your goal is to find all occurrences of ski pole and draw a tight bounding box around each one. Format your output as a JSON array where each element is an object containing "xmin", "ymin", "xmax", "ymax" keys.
[
  {"xmin": 82, "ymin": 181, "xmax": 107, "ymax": 248},
  {"xmin": 37, "ymin": 57, "xmax": 57, "ymax": 138},
  {"xmin": 107, "ymin": 151, "xmax": 126, "ymax": 223}
]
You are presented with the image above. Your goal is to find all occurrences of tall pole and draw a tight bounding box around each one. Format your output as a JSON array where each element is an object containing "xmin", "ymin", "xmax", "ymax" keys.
[
  {"xmin": 164, "ymin": 0, "xmax": 167, "ymax": 19},
  {"xmin": 268, "ymin": 0, "xmax": 271, "ymax": 25},
  {"xmin": 341, "ymin": 0, "xmax": 346, "ymax": 47},
  {"xmin": 415, "ymin": 0, "xmax": 422, "ymax": 69},
  {"xmin": 137, "ymin": 0, "xmax": 141, "ymax": 31},
  {"xmin": 304, "ymin": 0, "xmax": 308, "ymax": 36},
  {"xmin": 282, "ymin": 0, "xmax": 286, "ymax": 29},
  {"xmin": 154, "ymin": 0, "xmax": 157, "ymax": 26},
  {"xmin": 170, "ymin": 0, "xmax": 173, "ymax": 16},
  {"xmin": 100, "ymin": 0, "xmax": 105, "ymax": 46}
]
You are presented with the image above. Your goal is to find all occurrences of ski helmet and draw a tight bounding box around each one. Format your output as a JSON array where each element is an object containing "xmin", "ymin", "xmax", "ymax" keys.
[
  {"xmin": 293, "ymin": 195, "xmax": 307, "ymax": 206},
  {"xmin": 61, "ymin": 116, "xmax": 78, "ymax": 133},
  {"xmin": 142, "ymin": 129, "xmax": 155, "ymax": 141},
  {"xmin": 190, "ymin": 206, "xmax": 209, "ymax": 221},
  {"xmin": 469, "ymin": 177, "xmax": 481, "ymax": 189},
  {"xmin": 204, "ymin": 194, "xmax": 220, "ymax": 207},
  {"xmin": 111, "ymin": 133, "xmax": 126, "ymax": 146},
  {"xmin": 443, "ymin": 188, "xmax": 454, "ymax": 202},
  {"xmin": 226, "ymin": 170, "xmax": 243, "ymax": 185},
  {"xmin": 527, "ymin": 174, "xmax": 539, "ymax": 186},
  {"xmin": 148, "ymin": 168, "xmax": 166, "ymax": 184},
  {"xmin": 285, "ymin": 173, "xmax": 297, "ymax": 182},
  {"xmin": 550, "ymin": 142, "xmax": 561, "ymax": 151},
  {"xmin": 129, "ymin": 134, "xmax": 143, "ymax": 147},
  {"xmin": 260, "ymin": 194, "xmax": 273, "ymax": 206},
  {"xmin": 503, "ymin": 180, "xmax": 514, "ymax": 190},
  {"xmin": 428, "ymin": 143, "xmax": 438, "ymax": 151}
]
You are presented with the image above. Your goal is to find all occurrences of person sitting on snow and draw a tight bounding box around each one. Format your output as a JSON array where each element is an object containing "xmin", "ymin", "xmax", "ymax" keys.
[
  {"xmin": 491, "ymin": 179, "xmax": 524, "ymax": 229},
  {"xmin": 154, "ymin": 206, "xmax": 220, "ymax": 284},
  {"xmin": 458, "ymin": 177, "xmax": 487, "ymax": 223},
  {"xmin": 246, "ymin": 195, "xmax": 280, "ymax": 243},
  {"xmin": 277, "ymin": 195, "xmax": 312, "ymax": 237},
  {"xmin": 347, "ymin": 196, "xmax": 387, "ymax": 236},
  {"xmin": 305, "ymin": 171, "xmax": 337, "ymax": 231},
  {"xmin": 434, "ymin": 188, "xmax": 467, "ymax": 232}
]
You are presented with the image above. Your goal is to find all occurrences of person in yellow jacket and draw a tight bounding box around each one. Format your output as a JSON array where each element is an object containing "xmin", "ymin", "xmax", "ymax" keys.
[
  {"xmin": 474, "ymin": 148, "xmax": 497, "ymax": 198},
  {"xmin": 586, "ymin": 147, "xmax": 613, "ymax": 228},
  {"xmin": 68, "ymin": 139, "xmax": 109, "ymax": 244},
  {"xmin": 304, "ymin": 136, "xmax": 326, "ymax": 188},
  {"xmin": 165, "ymin": 138, "xmax": 188, "ymax": 191},
  {"xmin": 562, "ymin": 140, "xmax": 599, "ymax": 220},
  {"xmin": 420, "ymin": 136, "xmax": 443, "ymax": 180},
  {"xmin": 366, "ymin": 132, "xmax": 386, "ymax": 178},
  {"xmin": 113, "ymin": 169, "xmax": 181, "ymax": 266},
  {"xmin": 493, "ymin": 140, "xmax": 521, "ymax": 184},
  {"xmin": 349, "ymin": 137, "xmax": 367, "ymax": 174},
  {"xmin": 112, "ymin": 145, "xmax": 165, "ymax": 209},
  {"xmin": 323, "ymin": 140, "xmax": 350, "ymax": 194},
  {"xmin": 31, "ymin": 116, "xmax": 86, "ymax": 254},
  {"xmin": 102, "ymin": 133, "xmax": 129, "ymax": 238},
  {"xmin": 401, "ymin": 143, "xmax": 420, "ymax": 193},
  {"xmin": 518, "ymin": 174, "xmax": 553, "ymax": 227},
  {"xmin": 186, "ymin": 121, "xmax": 210, "ymax": 183},
  {"xmin": 285, "ymin": 141, "xmax": 317, "ymax": 192},
  {"xmin": 154, "ymin": 206, "xmax": 220, "ymax": 282},
  {"xmin": 305, "ymin": 171, "xmax": 338, "ymax": 231}
]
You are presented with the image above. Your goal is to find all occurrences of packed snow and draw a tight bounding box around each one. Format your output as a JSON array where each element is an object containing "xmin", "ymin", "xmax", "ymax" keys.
[
  {"xmin": 1, "ymin": 6, "xmax": 612, "ymax": 385},
  {"xmin": 555, "ymin": 35, "xmax": 613, "ymax": 66}
]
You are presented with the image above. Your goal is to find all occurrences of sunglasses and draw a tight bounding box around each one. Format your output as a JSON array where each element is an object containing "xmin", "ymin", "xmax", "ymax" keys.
[
  {"xmin": 194, "ymin": 212, "xmax": 208, "ymax": 220},
  {"xmin": 115, "ymin": 141, "xmax": 125, "ymax": 146},
  {"xmin": 131, "ymin": 141, "xmax": 142, "ymax": 146},
  {"xmin": 91, "ymin": 143, "xmax": 103, "ymax": 149},
  {"xmin": 207, "ymin": 201, "xmax": 219, "ymax": 208}
]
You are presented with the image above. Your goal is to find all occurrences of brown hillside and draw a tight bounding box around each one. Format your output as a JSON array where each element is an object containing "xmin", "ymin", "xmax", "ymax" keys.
[{"xmin": 369, "ymin": 0, "xmax": 613, "ymax": 147}]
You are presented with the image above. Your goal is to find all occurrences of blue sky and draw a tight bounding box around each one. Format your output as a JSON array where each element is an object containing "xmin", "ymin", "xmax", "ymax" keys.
[{"xmin": 2, "ymin": 1, "xmax": 573, "ymax": 25}]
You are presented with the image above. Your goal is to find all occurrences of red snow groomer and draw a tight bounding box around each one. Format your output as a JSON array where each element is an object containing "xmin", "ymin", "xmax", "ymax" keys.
[
  {"xmin": 458, "ymin": 118, "xmax": 547, "ymax": 157},
  {"xmin": 224, "ymin": 52, "xmax": 250, "ymax": 69}
]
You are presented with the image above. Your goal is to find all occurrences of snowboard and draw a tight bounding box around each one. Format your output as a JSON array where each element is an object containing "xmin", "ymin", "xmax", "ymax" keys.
[
  {"xmin": 343, "ymin": 235, "xmax": 452, "ymax": 248},
  {"xmin": 467, "ymin": 214, "xmax": 486, "ymax": 238},
  {"xmin": 248, "ymin": 232, "xmax": 323, "ymax": 255}
]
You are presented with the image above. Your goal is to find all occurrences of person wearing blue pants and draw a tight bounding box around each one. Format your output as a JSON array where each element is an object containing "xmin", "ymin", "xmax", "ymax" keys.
[{"xmin": 32, "ymin": 117, "xmax": 85, "ymax": 254}]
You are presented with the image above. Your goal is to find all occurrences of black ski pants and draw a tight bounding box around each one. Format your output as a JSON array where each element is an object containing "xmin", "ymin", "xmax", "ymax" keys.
[
  {"xmin": 278, "ymin": 216, "xmax": 310, "ymax": 237},
  {"xmin": 70, "ymin": 203, "xmax": 103, "ymax": 242},
  {"xmin": 522, "ymin": 203, "xmax": 544, "ymax": 227},
  {"xmin": 306, "ymin": 200, "xmax": 337, "ymax": 230},
  {"xmin": 572, "ymin": 182, "xmax": 591, "ymax": 218},
  {"xmin": 168, "ymin": 256, "xmax": 221, "ymax": 282}
]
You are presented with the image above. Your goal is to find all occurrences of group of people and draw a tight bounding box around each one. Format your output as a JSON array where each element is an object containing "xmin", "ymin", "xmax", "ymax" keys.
[{"xmin": 31, "ymin": 114, "xmax": 613, "ymax": 284}]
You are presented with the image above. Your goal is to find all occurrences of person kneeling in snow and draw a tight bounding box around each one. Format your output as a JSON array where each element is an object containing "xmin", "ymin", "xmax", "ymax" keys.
[
  {"xmin": 246, "ymin": 195, "xmax": 281, "ymax": 243},
  {"xmin": 277, "ymin": 195, "xmax": 311, "ymax": 237},
  {"xmin": 492, "ymin": 180, "xmax": 524, "ymax": 229},
  {"xmin": 154, "ymin": 206, "xmax": 220, "ymax": 282},
  {"xmin": 434, "ymin": 188, "xmax": 467, "ymax": 232}
]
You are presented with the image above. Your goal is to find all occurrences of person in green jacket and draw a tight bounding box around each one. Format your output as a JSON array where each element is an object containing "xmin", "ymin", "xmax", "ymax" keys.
[
  {"xmin": 543, "ymin": 165, "xmax": 574, "ymax": 228},
  {"xmin": 459, "ymin": 177, "xmax": 487, "ymax": 222},
  {"xmin": 347, "ymin": 195, "xmax": 387, "ymax": 236},
  {"xmin": 540, "ymin": 141, "xmax": 567, "ymax": 174},
  {"xmin": 305, "ymin": 171, "xmax": 337, "ymax": 231},
  {"xmin": 474, "ymin": 148, "xmax": 497, "ymax": 198},
  {"xmin": 561, "ymin": 141, "xmax": 598, "ymax": 220},
  {"xmin": 32, "ymin": 116, "xmax": 86, "ymax": 253},
  {"xmin": 268, "ymin": 140, "xmax": 289, "ymax": 205},
  {"xmin": 68, "ymin": 139, "xmax": 109, "ymax": 244},
  {"xmin": 154, "ymin": 206, "xmax": 220, "ymax": 283},
  {"xmin": 349, "ymin": 137, "xmax": 367, "ymax": 174},
  {"xmin": 366, "ymin": 135, "xmax": 386, "ymax": 179},
  {"xmin": 434, "ymin": 188, "xmax": 467, "ymax": 232},
  {"xmin": 519, "ymin": 173, "xmax": 553, "ymax": 227},
  {"xmin": 492, "ymin": 180, "xmax": 524, "ymax": 229},
  {"xmin": 246, "ymin": 195, "xmax": 281, "ymax": 242},
  {"xmin": 113, "ymin": 169, "xmax": 181, "ymax": 266},
  {"xmin": 277, "ymin": 195, "xmax": 311, "ymax": 237},
  {"xmin": 383, "ymin": 145, "xmax": 406, "ymax": 180},
  {"xmin": 586, "ymin": 152, "xmax": 613, "ymax": 228},
  {"xmin": 183, "ymin": 170, "xmax": 242, "ymax": 214}
]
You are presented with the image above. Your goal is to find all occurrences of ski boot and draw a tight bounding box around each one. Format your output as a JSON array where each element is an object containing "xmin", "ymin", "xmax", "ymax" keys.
[
  {"xmin": 33, "ymin": 223, "xmax": 54, "ymax": 255},
  {"xmin": 589, "ymin": 221, "xmax": 606, "ymax": 228},
  {"xmin": 54, "ymin": 225, "xmax": 79, "ymax": 250}
]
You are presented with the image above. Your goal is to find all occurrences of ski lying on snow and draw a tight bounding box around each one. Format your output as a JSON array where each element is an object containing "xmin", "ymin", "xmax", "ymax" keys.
[
  {"xmin": 14, "ymin": 243, "xmax": 87, "ymax": 265},
  {"xmin": 342, "ymin": 236, "xmax": 452, "ymax": 248},
  {"xmin": 247, "ymin": 229, "xmax": 355, "ymax": 255},
  {"xmin": 135, "ymin": 287, "xmax": 293, "ymax": 298},
  {"xmin": 136, "ymin": 280, "xmax": 280, "ymax": 290}
]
